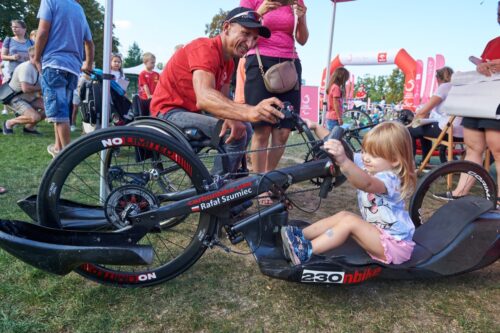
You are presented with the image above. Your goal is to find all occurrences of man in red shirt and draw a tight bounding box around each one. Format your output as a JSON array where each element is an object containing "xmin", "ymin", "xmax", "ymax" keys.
[{"xmin": 151, "ymin": 7, "xmax": 284, "ymax": 175}]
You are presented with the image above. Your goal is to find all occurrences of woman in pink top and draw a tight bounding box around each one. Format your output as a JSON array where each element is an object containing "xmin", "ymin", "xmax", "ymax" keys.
[
  {"xmin": 240, "ymin": 0, "xmax": 308, "ymax": 205},
  {"xmin": 325, "ymin": 67, "xmax": 350, "ymax": 130}
]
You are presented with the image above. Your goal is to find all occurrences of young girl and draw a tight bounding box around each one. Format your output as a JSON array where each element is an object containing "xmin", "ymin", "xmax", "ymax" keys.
[
  {"xmin": 282, "ymin": 121, "xmax": 417, "ymax": 265},
  {"xmin": 110, "ymin": 53, "xmax": 129, "ymax": 91},
  {"xmin": 325, "ymin": 67, "xmax": 350, "ymax": 130}
]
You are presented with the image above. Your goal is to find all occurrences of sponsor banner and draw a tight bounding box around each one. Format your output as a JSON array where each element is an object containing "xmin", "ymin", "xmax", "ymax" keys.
[
  {"xmin": 433, "ymin": 54, "xmax": 446, "ymax": 94},
  {"xmin": 414, "ymin": 60, "xmax": 424, "ymax": 106},
  {"xmin": 300, "ymin": 85, "xmax": 319, "ymax": 123},
  {"xmin": 421, "ymin": 57, "xmax": 435, "ymax": 104}
]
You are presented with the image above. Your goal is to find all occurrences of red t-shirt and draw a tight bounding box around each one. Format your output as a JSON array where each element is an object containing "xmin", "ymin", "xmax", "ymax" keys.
[
  {"xmin": 481, "ymin": 36, "xmax": 500, "ymax": 61},
  {"xmin": 138, "ymin": 70, "xmax": 160, "ymax": 100},
  {"xmin": 326, "ymin": 84, "xmax": 343, "ymax": 120},
  {"xmin": 150, "ymin": 35, "xmax": 234, "ymax": 117}
]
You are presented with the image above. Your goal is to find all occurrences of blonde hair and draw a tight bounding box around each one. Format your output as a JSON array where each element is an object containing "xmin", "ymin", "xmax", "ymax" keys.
[
  {"xmin": 142, "ymin": 52, "xmax": 156, "ymax": 64},
  {"xmin": 326, "ymin": 67, "xmax": 350, "ymax": 92},
  {"xmin": 362, "ymin": 121, "xmax": 416, "ymax": 199}
]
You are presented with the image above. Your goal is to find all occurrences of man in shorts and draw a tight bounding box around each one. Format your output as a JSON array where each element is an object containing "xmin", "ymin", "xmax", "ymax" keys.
[
  {"xmin": 34, "ymin": 0, "xmax": 94, "ymax": 157},
  {"xmin": 3, "ymin": 46, "xmax": 45, "ymax": 135},
  {"xmin": 151, "ymin": 7, "xmax": 285, "ymax": 175}
]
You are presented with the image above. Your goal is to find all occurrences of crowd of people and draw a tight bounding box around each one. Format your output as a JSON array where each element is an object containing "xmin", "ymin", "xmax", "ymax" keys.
[{"xmin": 0, "ymin": 0, "xmax": 499, "ymax": 266}]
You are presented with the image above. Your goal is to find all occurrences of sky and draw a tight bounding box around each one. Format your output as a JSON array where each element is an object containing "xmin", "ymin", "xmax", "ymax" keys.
[{"xmin": 97, "ymin": 0, "xmax": 499, "ymax": 86}]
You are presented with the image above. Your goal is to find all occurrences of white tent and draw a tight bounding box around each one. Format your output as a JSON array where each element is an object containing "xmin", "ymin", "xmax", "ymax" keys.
[{"xmin": 123, "ymin": 63, "xmax": 162, "ymax": 75}]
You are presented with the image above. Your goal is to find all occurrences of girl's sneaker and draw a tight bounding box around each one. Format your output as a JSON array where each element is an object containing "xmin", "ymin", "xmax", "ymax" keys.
[{"xmin": 280, "ymin": 226, "xmax": 312, "ymax": 265}]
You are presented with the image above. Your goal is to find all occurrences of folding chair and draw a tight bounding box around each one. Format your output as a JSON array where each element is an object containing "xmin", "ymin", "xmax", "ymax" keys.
[{"xmin": 418, "ymin": 116, "xmax": 465, "ymax": 173}]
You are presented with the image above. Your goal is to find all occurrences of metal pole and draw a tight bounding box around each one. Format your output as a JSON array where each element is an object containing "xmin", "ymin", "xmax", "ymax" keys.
[
  {"xmin": 99, "ymin": 0, "xmax": 113, "ymax": 200},
  {"xmin": 322, "ymin": 0, "xmax": 337, "ymax": 126}
]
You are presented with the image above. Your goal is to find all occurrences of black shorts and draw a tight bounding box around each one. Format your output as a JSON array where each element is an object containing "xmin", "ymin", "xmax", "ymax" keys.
[
  {"xmin": 244, "ymin": 54, "xmax": 302, "ymax": 130},
  {"xmin": 461, "ymin": 116, "xmax": 500, "ymax": 131}
]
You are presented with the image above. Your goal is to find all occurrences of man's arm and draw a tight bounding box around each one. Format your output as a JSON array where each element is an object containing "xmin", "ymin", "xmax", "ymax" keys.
[
  {"xmin": 82, "ymin": 39, "xmax": 94, "ymax": 73},
  {"xmin": 192, "ymin": 69, "xmax": 283, "ymax": 124},
  {"xmin": 34, "ymin": 19, "xmax": 50, "ymax": 73}
]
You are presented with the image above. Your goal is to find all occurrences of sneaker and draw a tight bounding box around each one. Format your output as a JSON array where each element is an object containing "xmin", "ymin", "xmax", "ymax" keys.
[
  {"xmin": 432, "ymin": 191, "xmax": 464, "ymax": 201},
  {"xmin": 281, "ymin": 226, "xmax": 312, "ymax": 265},
  {"xmin": 1, "ymin": 109, "xmax": 8, "ymax": 116},
  {"xmin": 70, "ymin": 125, "xmax": 77, "ymax": 132},
  {"xmin": 23, "ymin": 127, "xmax": 42, "ymax": 135},
  {"xmin": 47, "ymin": 144, "xmax": 60, "ymax": 158},
  {"xmin": 2, "ymin": 121, "xmax": 13, "ymax": 135}
]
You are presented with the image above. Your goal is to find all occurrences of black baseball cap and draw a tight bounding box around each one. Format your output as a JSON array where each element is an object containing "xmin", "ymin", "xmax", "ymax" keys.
[{"xmin": 225, "ymin": 7, "xmax": 271, "ymax": 38}]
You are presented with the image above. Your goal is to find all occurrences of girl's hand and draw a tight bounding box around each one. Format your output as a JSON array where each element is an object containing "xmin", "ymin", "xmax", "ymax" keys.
[
  {"xmin": 257, "ymin": 1, "xmax": 282, "ymax": 16},
  {"xmin": 293, "ymin": 1, "xmax": 307, "ymax": 19},
  {"xmin": 324, "ymin": 139, "xmax": 348, "ymax": 165}
]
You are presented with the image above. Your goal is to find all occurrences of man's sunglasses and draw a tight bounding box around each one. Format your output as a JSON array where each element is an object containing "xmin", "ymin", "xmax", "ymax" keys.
[{"xmin": 227, "ymin": 11, "xmax": 262, "ymax": 23}]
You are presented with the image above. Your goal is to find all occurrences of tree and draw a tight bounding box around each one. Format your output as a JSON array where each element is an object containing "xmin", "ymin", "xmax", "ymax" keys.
[
  {"xmin": 123, "ymin": 42, "xmax": 143, "ymax": 68},
  {"xmin": 205, "ymin": 9, "xmax": 228, "ymax": 37},
  {"xmin": 0, "ymin": 0, "xmax": 26, "ymax": 38},
  {"xmin": 1, "ymin": 0, "xmax": 119, "ymax": 68},
  {"xmin": 385, "ymin": 69, "xmax": 405, "ymax": 104}
]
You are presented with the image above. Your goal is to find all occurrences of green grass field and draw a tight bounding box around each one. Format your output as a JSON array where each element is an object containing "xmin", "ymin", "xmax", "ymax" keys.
[{"xmin": 0, "ymin": 112, "xmax": 498, "ymax": 333}]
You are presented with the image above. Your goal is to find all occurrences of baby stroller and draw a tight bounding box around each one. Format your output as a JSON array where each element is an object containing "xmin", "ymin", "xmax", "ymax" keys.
[{"xmin": 79, "ymin": 69, "xmax": 134, "ymax": 133}]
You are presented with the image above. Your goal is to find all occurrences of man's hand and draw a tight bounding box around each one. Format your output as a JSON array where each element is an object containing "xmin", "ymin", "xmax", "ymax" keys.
[
  {"xmin": 220, "ymin": 119, "xmax": 247, "ymax": 144},
  {"xmin": 81, "ymin": 61, "xmax": 92, "ymax": 74},
  {"xmin": 33, "ymin": 58, "xmax": 42, "ymax": 74},
  {"xmin": 247, "ymin": 97, "xmax": 284, "ymax": 124},
  {"xmin": 324, "ymin": 139, "xmax": 348, "ymax": 165}
]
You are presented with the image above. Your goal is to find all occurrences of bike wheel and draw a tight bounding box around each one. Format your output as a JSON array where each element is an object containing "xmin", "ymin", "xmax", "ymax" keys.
[
  {"xmin": 409, "ymin": 161, "xmax": 497, "ymax": 227},
  {"xmin": 342, "ymin": 110, "xmax": 373, "ymax": 152},
  {"xmin": 37, "ymin": 127, "xmax": 217, "ymax": 287}
]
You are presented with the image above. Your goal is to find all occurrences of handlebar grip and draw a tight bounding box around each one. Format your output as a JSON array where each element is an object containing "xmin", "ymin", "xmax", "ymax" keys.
[{"xmin": 325, "ymin": 126, "xmax": 345, "ymax": 142}]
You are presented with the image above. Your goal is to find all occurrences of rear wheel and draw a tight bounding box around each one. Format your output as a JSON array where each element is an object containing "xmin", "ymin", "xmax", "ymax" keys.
[
  {"xmin": 37, "ymin": 127, "xmax": 216, "ymax": 287},
  {"xmin": 409, "ymin": 161, "xmax": 497, "ymax": 227}
]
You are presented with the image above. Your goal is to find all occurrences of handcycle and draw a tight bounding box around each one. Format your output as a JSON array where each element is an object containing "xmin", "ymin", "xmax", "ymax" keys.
[{"xmin": 0, "ymin": 106, "xmax": 498, "ymax": 287}]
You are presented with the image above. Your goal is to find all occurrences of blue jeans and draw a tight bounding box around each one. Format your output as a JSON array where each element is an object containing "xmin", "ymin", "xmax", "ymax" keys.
[
  {"xmin": 41, "ymin": 67, "xmax": 78, "ymax": 123},
  {"xmin": 159, "ymin": 109, "xmax": 252, "ymax": 175},
  {"xmin": 326, "ymin": 119, "xmax": 340, "ymax": 131}
]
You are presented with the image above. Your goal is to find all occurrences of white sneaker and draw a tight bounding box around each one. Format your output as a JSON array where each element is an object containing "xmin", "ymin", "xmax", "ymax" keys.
[
  {"xmin": 70, "ymin": 125, "xmax": 77, "ymax": 132},
  {"xmin": 1, "ymin": 109, "xmax": 8, "ymax": 115}
]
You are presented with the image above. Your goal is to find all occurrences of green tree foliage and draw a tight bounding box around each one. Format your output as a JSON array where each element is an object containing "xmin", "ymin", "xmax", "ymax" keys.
[
  {"xmin": 205, "ymin": 9, "xmax": 228, "ymax": 37},
  {"xmin": 123, "ymin": 42, "xmax": 143, "ymax": 68},
  {"xmin": 1, "ymin": 0, "xmax": 119, "ymax": 68},
  {"xmin": 353, "ymin": 69, "xmax": 404, "ymax": 104},
  {"xmin": 385, "ymin": 68, "xmax": 405, "ymax": 104}
]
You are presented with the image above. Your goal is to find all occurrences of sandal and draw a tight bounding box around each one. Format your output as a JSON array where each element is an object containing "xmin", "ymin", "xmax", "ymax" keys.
[
  {"xmin": 258, "ymin": 191, "xmax": 274, "ymax": 206},
  {"xmin": 0, "ymin": 186, "xmax": 7, "ymax": 195}
]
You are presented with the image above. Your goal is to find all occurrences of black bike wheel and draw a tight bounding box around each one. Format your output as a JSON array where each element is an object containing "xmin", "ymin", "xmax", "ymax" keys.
[
  {"xmin": 409, "ymin": 161, "xmax": 497, "ymax": 227},
  {"xmin": 342, "ymin": 110, "xmax": 373, "ymax": 152},
  {"xmin": 37, "ymin": 127, "xmax": 217, "ymax": 287}
]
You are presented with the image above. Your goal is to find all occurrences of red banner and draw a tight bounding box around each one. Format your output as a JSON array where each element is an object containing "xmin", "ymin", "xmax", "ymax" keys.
[{"xmin": 300, "ymin": 86, "xmax": 319, "ymax": 123}]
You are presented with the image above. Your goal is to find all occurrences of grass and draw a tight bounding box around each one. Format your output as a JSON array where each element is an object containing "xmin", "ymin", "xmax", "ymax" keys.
[{"xmin": 0, "ymin": 112, "xmax": 499, "ymax": 333}]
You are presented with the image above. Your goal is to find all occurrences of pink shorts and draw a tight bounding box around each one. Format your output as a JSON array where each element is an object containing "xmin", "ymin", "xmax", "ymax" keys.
[{"xmin": 369, "ymin": 227, "xmax": 415, "ymax": 265}]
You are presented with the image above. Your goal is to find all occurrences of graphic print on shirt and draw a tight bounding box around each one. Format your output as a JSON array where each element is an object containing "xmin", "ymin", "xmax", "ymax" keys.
[{"xmin": 360, "ymin": 192, "xmax": 397, "ymax": 230}]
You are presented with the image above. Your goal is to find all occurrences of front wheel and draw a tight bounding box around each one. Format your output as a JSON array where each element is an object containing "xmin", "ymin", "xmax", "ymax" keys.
[
  {"xmin": 37, "ymin": 127, "xmax": 217, "ymax": 287},
  {"xmin": 409, "ymin": 161, "xmax": 497, "ymax": 227}
]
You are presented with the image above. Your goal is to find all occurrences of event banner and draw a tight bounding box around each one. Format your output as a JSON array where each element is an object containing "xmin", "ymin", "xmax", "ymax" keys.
[
  {"xmin": 413, "ymin": 60, "xmax": 423, "ymax": 106},
  {"xmin": 433, "ymin": 54, "xmax": 446, "ymax": 94},
  {"xmin": 300, "ymin": 86, "xmax": 319, "ymax": 123},
  {"xmin": 421, "ymin": 57, "xmax": 435, "ymax": 104}
]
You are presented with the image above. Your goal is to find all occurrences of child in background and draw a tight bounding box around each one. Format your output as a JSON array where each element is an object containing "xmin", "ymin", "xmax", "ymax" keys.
[
  {"xmin": 325, "ymin": 67, "xmax": 350, "ymax": 130},
  {"xmin": 110, "ymin": 53, "xmax": 128, "ymax": 91},
  {"xmin": 137, "ymin": 52, "xmax": 160, "ymax": 114},
  {"xmin": 30, "ymin": 30, "xmax": 37, "ymax": 44},
  {"xmin": 282, "ymin": 121, "xmax": 417, "ymax": 265}
]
